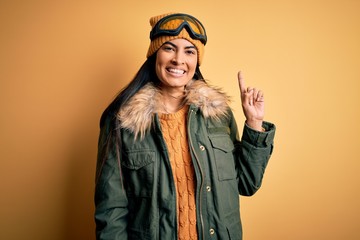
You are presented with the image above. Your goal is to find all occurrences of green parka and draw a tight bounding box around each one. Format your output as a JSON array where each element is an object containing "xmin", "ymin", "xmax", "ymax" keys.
[{"xmin": 95, "ymin": 80, "xmax": 276, "ymax": 240}]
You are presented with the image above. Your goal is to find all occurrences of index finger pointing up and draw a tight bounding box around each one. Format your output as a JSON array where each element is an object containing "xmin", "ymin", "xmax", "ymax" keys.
[{"xmin": 238, "ymin": 71, "xmax": 246, "ymax": 93}]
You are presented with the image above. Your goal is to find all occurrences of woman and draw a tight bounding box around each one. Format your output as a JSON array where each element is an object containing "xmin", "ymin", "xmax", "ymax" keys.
[{"xmin": 95, "ymin": 13, "xmax": 276, "ymax": 240}]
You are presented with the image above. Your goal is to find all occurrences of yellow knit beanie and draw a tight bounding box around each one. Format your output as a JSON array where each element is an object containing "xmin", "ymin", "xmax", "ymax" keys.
[{"xmin": 146, "ymin": 13, "xmax": 205, "ymax": 66}]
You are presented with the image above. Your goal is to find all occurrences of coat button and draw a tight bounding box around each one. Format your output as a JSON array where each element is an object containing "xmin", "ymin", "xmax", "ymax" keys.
[
  {"xmin": 199, "ymin": 145, "xmax": 205, "ymax": 151},
  {"xmin": 206, "ymin": 186, "xmax": 211, "ymax": 192},
  {"xmin": 209, "ymin": 228, "xmax": 215, "ymax": 235}
]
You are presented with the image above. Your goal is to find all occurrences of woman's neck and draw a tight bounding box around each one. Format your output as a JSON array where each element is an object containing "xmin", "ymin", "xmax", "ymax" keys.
[{"xmin": 161, "ymin": 88, "xmax": 186, "ymax": 113}]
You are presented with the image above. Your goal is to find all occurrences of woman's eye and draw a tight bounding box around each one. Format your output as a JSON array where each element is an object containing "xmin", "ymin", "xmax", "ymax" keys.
[
  {"xmin": 186, "ymin": 50, "xmax": 196, "ymax": 55},
  {"xmin": 163, "ymin": 46, "xmax": 174, "ymax": 51}
]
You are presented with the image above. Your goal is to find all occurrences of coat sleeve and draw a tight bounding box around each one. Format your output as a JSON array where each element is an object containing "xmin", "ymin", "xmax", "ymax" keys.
[
  {"xmin": 94, "ymin": 119, "xmax": 128, "ymax": 240},
  {"xmin": 230, "ymin": 113, "xmax": 276, "ymax": 196}
]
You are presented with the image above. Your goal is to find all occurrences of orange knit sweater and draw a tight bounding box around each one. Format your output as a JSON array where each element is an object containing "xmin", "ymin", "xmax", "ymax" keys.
[{"xmin": 159, "ymin": 106, "xmax": 197, "ymax": 240}]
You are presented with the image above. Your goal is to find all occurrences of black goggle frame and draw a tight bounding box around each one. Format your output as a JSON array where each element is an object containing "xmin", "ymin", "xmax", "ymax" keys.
[{"xmin": 150, "ymin": 13, "xmax": 207, "ymax": 45}]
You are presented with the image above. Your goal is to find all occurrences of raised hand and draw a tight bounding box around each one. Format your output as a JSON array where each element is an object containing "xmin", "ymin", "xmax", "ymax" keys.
[{"xmin": 238, "ymin": 71, "xmax": 265, "ymax": 131}]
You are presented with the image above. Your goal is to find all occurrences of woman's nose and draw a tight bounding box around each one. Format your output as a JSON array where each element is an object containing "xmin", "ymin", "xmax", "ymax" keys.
[{"xmin": 171, "ymin": 52, "xmax": 185, "ymax": 65}]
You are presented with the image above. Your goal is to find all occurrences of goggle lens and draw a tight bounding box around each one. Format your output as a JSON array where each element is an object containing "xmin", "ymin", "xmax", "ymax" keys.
[{"xmin": 158, "ymin": 15, "xmax": 204, "ymax": 35}]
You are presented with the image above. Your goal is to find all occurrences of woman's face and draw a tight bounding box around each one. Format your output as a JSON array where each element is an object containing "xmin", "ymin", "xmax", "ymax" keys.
[{"xmin": 155, "ymin": 38, "xmax": 198, "ymax": 92}]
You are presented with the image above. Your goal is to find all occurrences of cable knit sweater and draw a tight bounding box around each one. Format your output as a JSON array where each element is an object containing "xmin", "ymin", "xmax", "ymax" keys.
[{"xmin": 159, "ymin": 105, "xmax": 197, "ymax": 240}]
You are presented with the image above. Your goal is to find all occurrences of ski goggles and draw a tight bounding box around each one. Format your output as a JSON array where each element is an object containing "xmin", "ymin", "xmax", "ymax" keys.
[{"xmin": 150, "ymin": 13, "xmax": 207, "ymax": 45}]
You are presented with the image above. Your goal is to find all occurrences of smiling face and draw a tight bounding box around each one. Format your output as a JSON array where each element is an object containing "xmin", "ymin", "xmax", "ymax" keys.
[{"xmin": 155, "ymin": 38, "xmax": 198, "ymax": 93}]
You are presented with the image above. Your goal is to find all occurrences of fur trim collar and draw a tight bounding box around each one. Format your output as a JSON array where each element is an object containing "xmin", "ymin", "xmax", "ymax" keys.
[{"xmin": 118, "ymin": 80, "xmax": 231, "ymax": 139}]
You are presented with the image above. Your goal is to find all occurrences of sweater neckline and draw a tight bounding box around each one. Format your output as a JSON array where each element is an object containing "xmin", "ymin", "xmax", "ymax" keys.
[{"xmin": 159, "ymin": 105, "xmax": 189, "ymax": 120}]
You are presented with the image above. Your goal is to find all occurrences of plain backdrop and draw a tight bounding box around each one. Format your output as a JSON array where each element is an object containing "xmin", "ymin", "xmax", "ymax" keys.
[{"xmin": 1, "ymin": 0, "xmax": 359, "ymax": 239}]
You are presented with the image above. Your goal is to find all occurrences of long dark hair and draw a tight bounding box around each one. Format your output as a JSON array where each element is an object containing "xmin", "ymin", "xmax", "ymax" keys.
[{"xmin": 96, "ymin": 52, "xmax": 205, "ymax": 184}]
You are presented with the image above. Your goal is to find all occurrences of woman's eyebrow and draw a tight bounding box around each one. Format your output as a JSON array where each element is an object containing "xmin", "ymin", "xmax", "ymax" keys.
[
  {"xmin": 163, "ymin": 41, "xmax": 196, "ymax": 49},
  {"xmin": 164, "ymin": 42, "xmax": 177, "ymax": 48}
]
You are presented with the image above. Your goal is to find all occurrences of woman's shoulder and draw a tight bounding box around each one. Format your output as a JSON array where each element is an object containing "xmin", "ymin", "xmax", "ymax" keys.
[{"xmin": 186, "ymin": 80, "xmax": 232, "ymax": 120}]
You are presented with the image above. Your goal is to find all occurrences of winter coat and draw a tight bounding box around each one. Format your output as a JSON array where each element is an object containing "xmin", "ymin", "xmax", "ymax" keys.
[{"xmin": 95, "ymin": 80, "xmax": 276, "ymax": 240}]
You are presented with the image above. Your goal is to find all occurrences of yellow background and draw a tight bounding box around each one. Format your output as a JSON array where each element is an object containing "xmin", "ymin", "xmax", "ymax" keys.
[{"xmin": 1, "ymin": 0, "xmax": 359, "ymax": 239}]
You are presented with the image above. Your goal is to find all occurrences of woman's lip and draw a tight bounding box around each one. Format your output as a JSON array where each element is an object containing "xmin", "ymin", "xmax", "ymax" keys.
[{"xmin": 166, "ymin": 68, "xmax": 186, "ymax": 74}]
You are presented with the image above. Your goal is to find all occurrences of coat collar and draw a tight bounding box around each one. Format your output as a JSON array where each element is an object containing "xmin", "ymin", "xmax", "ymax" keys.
[{"xmin": 117, "ymin": 80, "xmax": 231, "ymax": 139}]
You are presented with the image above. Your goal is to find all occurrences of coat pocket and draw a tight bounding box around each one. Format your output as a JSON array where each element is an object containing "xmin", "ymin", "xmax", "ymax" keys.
[
  {"xmin": 209, "ymin": 135, "xmax": 236, "ymax": 181},
  {"xmin": 121, "ymin": 150, "xmax": 155, "ymax": 197}
]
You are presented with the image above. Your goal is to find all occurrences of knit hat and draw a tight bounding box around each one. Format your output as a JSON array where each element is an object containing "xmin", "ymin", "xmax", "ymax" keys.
[{"xmin": 146, "ymin": 13, "xmax": 206, "ymax": 65}]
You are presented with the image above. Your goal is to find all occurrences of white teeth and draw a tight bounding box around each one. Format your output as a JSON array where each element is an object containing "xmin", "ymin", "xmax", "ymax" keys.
[{"xmin": 168, "ymin": 68, "xmax": 185, "ymax": 74}]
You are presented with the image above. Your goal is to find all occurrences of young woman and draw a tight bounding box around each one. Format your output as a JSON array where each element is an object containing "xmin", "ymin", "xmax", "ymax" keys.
[{"xmin": 95, "ymin": 12, "xmax": 276, "ymax": 240}]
